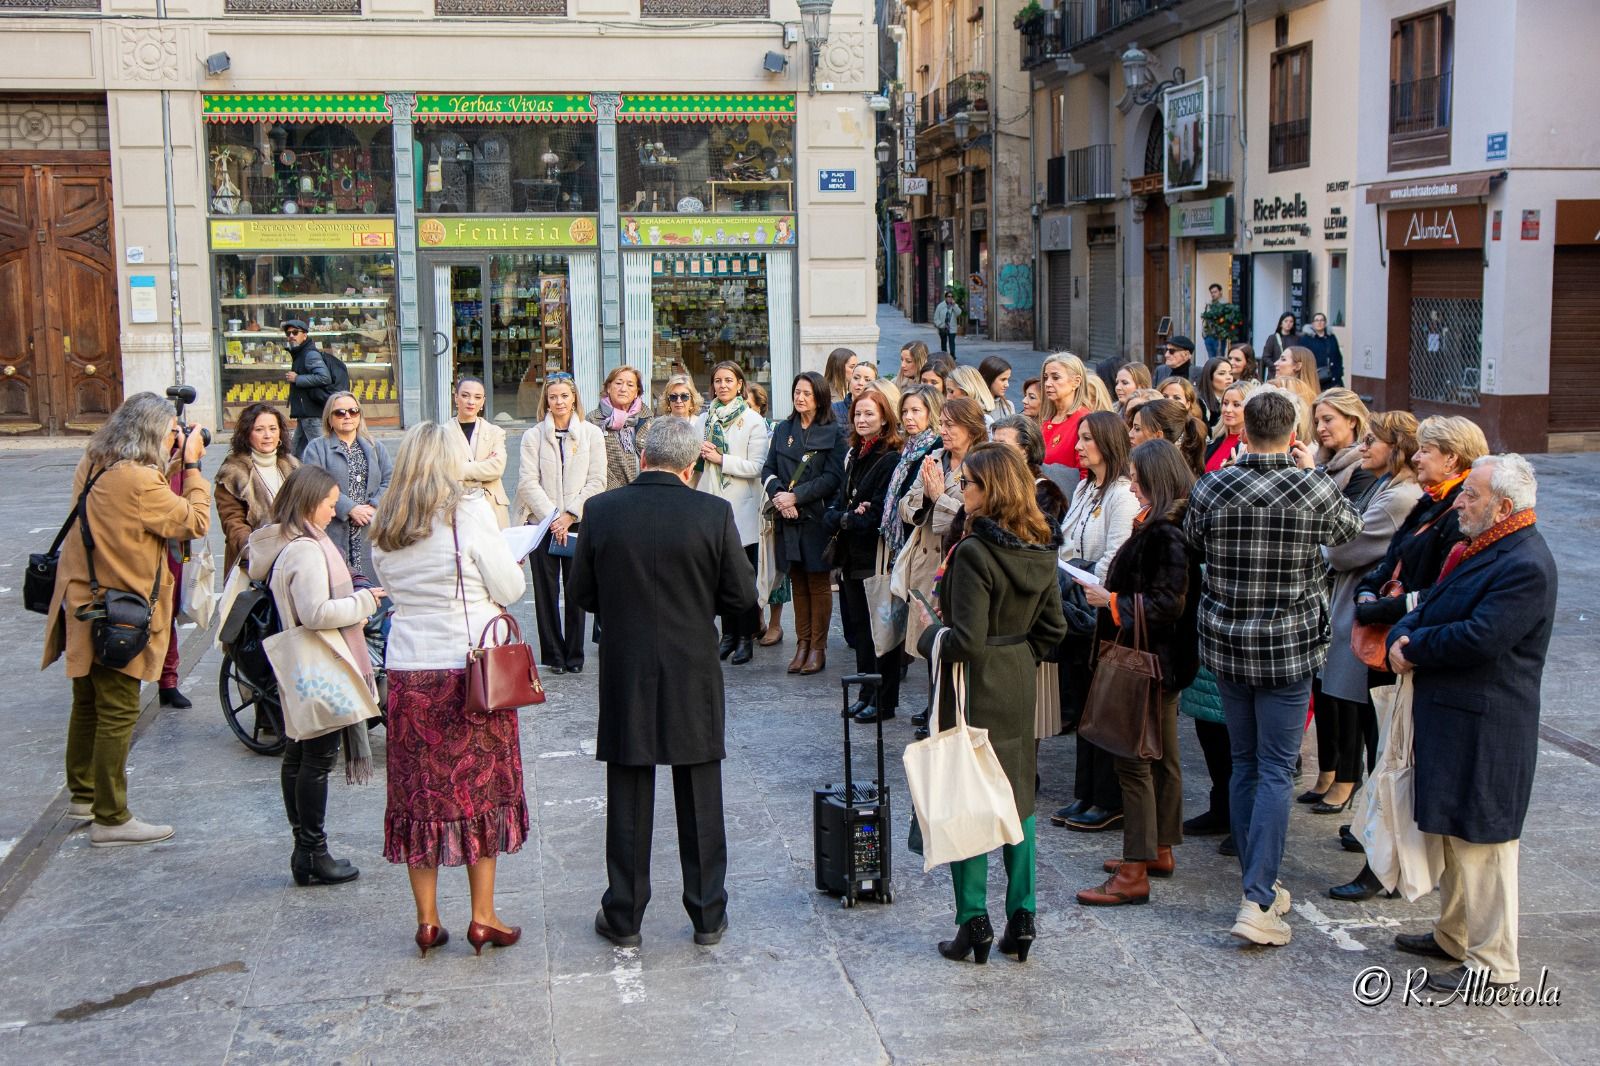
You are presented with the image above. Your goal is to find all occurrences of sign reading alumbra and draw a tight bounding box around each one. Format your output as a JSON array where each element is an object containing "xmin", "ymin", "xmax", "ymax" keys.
[
  {"xmin": 1384, "ymin": 204, "xmax": 1487, "ymax": 251},
  {"xmin": 1162, "ymin": 77, "xmax": 1209, "ymax": 195}
]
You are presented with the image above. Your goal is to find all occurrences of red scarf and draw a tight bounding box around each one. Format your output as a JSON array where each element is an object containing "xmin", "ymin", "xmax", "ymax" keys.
[
  {"xmin": 1436, "ymin": 509, "xmax": 1537, "ymax": 584},
  {"xmin": 1424, "ymin": 470, "xmax": 1468, "ymax": 502}
]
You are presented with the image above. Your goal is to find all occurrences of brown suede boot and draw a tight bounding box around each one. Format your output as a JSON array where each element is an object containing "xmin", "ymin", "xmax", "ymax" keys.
[
  {"xmin": 1077, "ymin": 861, "xmax": 1151, "ymax": 906},
  {"xmin": 808, "ymin": 577, "xmax": 833, "ymax": 658},
  {"xmin": 801, "ymin": 646, "xmax": 826, "ymax": 674},
  {"xmin": 787, "ymin": 641, "xmax": 810, "ymax": 674},
  {"xmin": 1103, "ymin": 845, "xmax": 1174, "ymax": 879}
]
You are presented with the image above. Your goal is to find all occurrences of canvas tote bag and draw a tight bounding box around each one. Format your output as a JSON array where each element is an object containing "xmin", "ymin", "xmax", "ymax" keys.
[
  {"xmin": 902, "ymin": 630, "xmax": 1025, "ymax": 871},
  {"xmin": 1353, "ymin": 675, "xmax": 1444, "ymax": 901},
  {"xmin": 865, "ymin": 539, "xmax": 908, "ymax": 658}
]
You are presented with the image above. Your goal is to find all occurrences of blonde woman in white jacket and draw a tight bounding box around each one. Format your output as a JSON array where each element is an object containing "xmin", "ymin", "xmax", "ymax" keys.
[
  {"xmin": 452, "ymin": 377, "xmax": 510, "ymax": 528},
  {"xmin": 695, "ymin": 360, "xmax": 771, "ymax": 665},
  {"xmin": 515, "ymin": 373, "xmax": 607, "ymax": 674}
]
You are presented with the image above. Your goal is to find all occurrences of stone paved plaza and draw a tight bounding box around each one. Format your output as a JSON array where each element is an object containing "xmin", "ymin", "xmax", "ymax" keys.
[{"xmin": 0, "ymin": 329, "xmax": 1595, "ymax": 1063}]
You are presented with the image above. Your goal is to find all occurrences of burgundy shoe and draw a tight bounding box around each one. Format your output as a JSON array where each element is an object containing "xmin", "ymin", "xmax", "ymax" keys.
[
  {"xmin": 466, "ymin": 921, "xmax": 522, "ymax": 956},
  {"xmin": 415, "ymin": 924, "xmax": 449, "ymax": 957}
]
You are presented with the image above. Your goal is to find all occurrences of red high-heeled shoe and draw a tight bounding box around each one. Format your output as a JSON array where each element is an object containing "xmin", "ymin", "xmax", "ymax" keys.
[
  {"xmin": 466, "ymin": 921, "xmax": 522, "ymax": 955},
  {"xmin": 415, "ymin": 923, "xmax": 449, "ymax": 957}
]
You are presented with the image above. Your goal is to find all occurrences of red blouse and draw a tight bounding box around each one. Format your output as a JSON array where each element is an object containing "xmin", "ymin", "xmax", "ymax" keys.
[
  {"xmin": 1205, "ymin": 433, "xmax": 1241, "ymax": 473},
  {"xmin": 1041, "ymin": 408, "xmax": 1088, "ymax": 468}
]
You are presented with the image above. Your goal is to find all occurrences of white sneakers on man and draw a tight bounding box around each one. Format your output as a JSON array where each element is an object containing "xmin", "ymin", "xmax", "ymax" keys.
[
  {"xmin": 89, "ymin": 817, "xmax": 174, "ymax": 848},
  {"xmin": 66, "ymin": 801, "xmax": 93, "ymax": 822},
  {"xmin": 1230, "ymin": 883, "xmax": 1293, "ymax": 945}
]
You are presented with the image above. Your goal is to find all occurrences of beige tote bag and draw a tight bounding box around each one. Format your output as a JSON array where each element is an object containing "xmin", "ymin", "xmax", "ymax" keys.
[
  {"xmin": 1352, "ymin": 675, "xmax": 1444, "ymax": 902},
  {"xmin": 264, "ymin": 625, "xmax": 380, "ymax": 742},
  {"xmin": 902, "ymin": 630, "xmax": 1025, "ymax": 871}
]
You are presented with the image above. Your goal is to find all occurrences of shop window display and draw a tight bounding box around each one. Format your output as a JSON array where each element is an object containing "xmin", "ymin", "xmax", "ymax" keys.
[
  {"xmin": 649, "ymin": 251, "xmax": 769, "ymax": 398},
  {"xmin": 442, "ymin": 254, "xmax": 574, "ymax": 422},
  {"xmin": 418, "ymin": 123, "xmax": 598, "ymax": 214},
  {"xmin": 215, "ymin": 252, "xmax": 398, "ymax": 426},
  {"xmin": 618, "ymin": 120, "xmax": 794, "ymax": 214},
  {"xmin": 206, "ymin": 121, "xmax": 394, "ymax": 216}
]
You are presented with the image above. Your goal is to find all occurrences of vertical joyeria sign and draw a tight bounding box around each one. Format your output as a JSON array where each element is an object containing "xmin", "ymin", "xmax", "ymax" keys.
[{"xmin": 1162, "ymin": 77, "xmax": 1209, "ymax": 195}]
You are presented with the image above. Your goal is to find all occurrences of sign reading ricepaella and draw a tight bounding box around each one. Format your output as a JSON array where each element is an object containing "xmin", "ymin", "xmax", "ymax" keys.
[
  {"xmin": 618, "ymin": 215, "xmax": 796, "ymax": 246},
  {"xmin": 209, "ymin": 218, "xmax": 396, "ymax": 251},
  {"xmin": 417, "ymin": 216, "xmax": 599, "ymax": 248}
]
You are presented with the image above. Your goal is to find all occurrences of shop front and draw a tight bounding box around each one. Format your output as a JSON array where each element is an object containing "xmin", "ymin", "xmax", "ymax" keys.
[
  {"xmin": 1169, "ymin": 195, "xmax": 1237, "ymax": 359},
  {"xmin": 205, "ymin": 94, "xmax": 399, "ymax": 427},
  {"xmin": 1550, "ymin": 200, "xmax": 1600, "ymax": 439}
]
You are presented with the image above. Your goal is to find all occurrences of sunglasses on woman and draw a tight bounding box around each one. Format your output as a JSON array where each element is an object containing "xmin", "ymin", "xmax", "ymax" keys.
[
  {"xmin": 668, "ymin": 393, "xmax": 692, "ymax": 403},
  {"xmin": 331, "ymin": 407, "xmax": 361, "ymax": 418}
]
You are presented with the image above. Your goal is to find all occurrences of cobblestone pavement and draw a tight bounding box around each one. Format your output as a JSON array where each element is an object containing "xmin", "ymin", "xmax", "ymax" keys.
[{"xmin": 0, "ymin": 335, "xmax": 1595, "ymax": 1063}]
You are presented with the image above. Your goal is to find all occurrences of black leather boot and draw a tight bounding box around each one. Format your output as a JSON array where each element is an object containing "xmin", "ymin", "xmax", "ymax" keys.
[
  {"xmin": 158, "ymin": 687, "xmax": 192, "ymax": 708},
  {"xmin": 997, "ymin": 910, "xmax": 1036, "ymax": 962},
  {"xmin": 938, "ymin": 914, "xmax": 994, "ymax": 964},
  {"xmin": 718, "ymin": 633, "xmax": 738, "ymax": 660},
  {"xmin": 730, "ymin": 637, "xmax": 754, "ymax": 665},
  {"xmin": 292, "ymin": 847, "xmax": 359, "ymax": 886}
]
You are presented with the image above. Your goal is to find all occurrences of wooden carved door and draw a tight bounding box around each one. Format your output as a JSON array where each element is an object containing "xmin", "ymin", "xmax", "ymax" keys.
[
  {"xmin": 1142, "ymin": 195, "xmax": 1170, "ymax": 366},
  {"xmin": 0, "ymin": 163, "xmax": 121, "ymax": 435}
]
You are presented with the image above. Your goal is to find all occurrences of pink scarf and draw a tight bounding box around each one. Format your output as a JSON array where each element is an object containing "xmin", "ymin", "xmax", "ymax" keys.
[
  {"xmin": 603, "ymin": 395, "xmax": 643, "ymax": 431},
  {"xmin": 308, "ymin": 531, "xmax": 375, "ymax": 686}
]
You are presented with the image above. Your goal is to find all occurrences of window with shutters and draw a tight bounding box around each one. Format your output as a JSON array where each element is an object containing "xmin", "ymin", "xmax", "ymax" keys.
[
  {"xmin": 1389, "ymin": 5, "xmax": 1454, "ymax": 170},
  {"xmin": 1268, "ymin": 43, "xmax": 1311, "ymax": 172}
]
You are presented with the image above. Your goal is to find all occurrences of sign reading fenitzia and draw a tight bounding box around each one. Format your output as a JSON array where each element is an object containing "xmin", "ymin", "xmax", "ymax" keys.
[{"xmin": 1162, "ymin": 77, "xmax": 1209, "ymax": 195}]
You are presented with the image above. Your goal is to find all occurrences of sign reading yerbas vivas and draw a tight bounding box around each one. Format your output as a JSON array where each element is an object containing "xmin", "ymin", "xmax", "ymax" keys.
[
  {"xmin": 1163, "ymin": 77, "xmax": 1209, "ymax": 195},
  {"xmin": 414, "ymin": 94, "xmax": 595, "ymax": 120}
]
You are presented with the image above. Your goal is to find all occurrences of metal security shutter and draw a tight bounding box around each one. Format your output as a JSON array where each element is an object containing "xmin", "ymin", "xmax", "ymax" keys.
[
  {"xmin": 1047, "ymin": 251, "xmax": 1072, "ymax": 351},
  {"xmin": 1088, "ymin": 240, "xmax": 1118, "ymax": 363},
  {"xmin": 1407, "ymin": 250, "xmax": 1484, "ymax": 406},
  {"xmin": 1550, "ymin": 247, "xmax": 1600, "ymax": 432}
]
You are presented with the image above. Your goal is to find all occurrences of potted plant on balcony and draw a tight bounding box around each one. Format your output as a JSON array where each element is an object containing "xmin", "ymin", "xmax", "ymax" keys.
[{"xmin": 1013, "ymin": 1, "xmax": 1043, "ymax": 31}]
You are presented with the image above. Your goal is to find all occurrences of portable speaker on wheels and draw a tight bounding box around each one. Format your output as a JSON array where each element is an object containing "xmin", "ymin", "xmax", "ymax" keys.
[{"xmin": 813, "ymin": 673, "xmax": 893, "ymax": 907}]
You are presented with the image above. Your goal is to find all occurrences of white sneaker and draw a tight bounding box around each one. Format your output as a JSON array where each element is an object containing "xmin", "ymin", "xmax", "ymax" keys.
[
  {"xmin": 1272, "ymin": 881, "xmax": 1291, "ymax": 916},
  {"xmin": 1231, "ymin": 897, "xmax": 1292, "ymax": 946},
  {"xmin": 66, "ymin": 801, "xmax": 93, "ymax": 822},
  {"xmin": 89, "ymin": 817, "xmax": 174, "ymax": 848}
]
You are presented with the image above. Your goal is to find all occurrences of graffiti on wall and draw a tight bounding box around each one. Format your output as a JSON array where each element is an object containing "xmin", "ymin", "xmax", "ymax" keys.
[{"xmin": 998, "ymin": 263, "xmax": 1033, "ymax": 311}]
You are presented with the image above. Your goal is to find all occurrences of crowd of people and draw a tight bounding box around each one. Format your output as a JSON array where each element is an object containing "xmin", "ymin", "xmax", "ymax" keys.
[{"xmin": 40, "ymin": 319, "xmax": 1557, "ymax": 989}]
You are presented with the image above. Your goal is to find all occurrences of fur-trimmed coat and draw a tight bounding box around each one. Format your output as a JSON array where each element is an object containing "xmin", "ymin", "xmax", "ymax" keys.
[
  {"xmin": 215, "ymin": 450, "xmax": 298, "ymax": 574},
  {"xmin": 1095, "ymin": 511, "xmax": 1202, "ymax": 694}
]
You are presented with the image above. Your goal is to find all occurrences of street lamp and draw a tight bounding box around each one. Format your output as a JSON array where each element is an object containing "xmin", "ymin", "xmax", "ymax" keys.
[
  {"xmin": 1120, "ymin": 42, "xmax": 1186, "ymax": 107},
  {"xmin": 952, "ymin": 110, "xmax": 971, "ymax": 143},
  {"xmin": 797, "ymin": 0, "xmax": 835, "ymax": 95},
  {"xmin": 875, "ymin": 140, "xmax": 891, "ymax": 165}
]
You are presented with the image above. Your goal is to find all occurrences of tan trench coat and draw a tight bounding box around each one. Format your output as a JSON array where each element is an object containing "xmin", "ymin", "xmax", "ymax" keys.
[{"xmin": 42, "ymin": 456, "xmax": 213, "ymax": 682}]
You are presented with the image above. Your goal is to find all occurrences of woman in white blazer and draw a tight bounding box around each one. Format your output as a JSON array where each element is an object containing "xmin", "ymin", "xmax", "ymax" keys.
[
  {"xmin": 695, "ymin": 360, "xmax": 772, "ymax": 665},
  {"xmin": 514, "ymin": 373, "xmax": 607, "ymax": 673},
  {"xmin": 452, "ymin": 377, "xmax": 510, "ymax": 528}
]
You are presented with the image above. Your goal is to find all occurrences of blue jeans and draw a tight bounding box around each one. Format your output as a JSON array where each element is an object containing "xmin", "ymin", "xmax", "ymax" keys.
[{"xmin": 1219, "ymin": 676, "xmax": 1312, "ymax": 907}]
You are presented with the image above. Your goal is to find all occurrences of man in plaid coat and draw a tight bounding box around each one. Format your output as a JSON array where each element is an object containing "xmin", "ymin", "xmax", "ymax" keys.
[{"xmin": 1186, "ymin": 389, "xmax": 1361, "ymax": 946}]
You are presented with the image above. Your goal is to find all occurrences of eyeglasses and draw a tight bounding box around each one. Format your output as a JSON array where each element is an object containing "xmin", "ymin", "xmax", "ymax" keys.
[
  {"xmin": 1360, "ymin": 433, "xmax": 1380, "ymax": 446},
  {"xmin": 667, "ymin": 393, "xmax": 692, "ymax": 403},
  {"xmin": 331, "ymin": 408, "xmax": 361, "ymax": 418},
  {"xmin": 957, "ymin": 476, "xmax": 981, "ymax": 490}
]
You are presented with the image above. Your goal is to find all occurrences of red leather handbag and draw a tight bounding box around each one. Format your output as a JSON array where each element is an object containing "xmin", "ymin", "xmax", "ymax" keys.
[{"xmin": 454, "ymin": 520, "xmax": 544, "ymax": 713}]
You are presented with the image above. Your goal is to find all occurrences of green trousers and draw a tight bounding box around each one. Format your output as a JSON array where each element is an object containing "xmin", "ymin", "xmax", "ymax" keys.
[
  {"xmin": 65, "ymin": 664, "xmax": 143, "ymax": 826},
  {"xmin": 950, "ymin": 815, "xmax": 1036, "ymax": 923}
]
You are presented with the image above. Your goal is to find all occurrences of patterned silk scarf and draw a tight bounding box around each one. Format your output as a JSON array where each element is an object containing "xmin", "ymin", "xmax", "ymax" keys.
[
  {"xmin": 699, "ymin": 396, "xmax": 749, "ymax": 486},
  {"xmin": 880, "ymin": 428, "xmax": 940, "ymax": 555},
  {"xmin": 1436, "ymin": 509, "xmax": 1537, "ymax": 584}
]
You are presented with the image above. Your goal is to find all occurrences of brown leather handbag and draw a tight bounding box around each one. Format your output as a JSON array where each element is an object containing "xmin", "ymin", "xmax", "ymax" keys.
[
  {"xmin": 1077, "ymin": 594, "xmax": 1164, "ymax": 761},
  {"xmin": 1350, "ymin": 564, "xmax": 1405, "ymax": 670},
  {"xmin": 454, "ymin": 521, "xmax": 544, "ymax": 713}
]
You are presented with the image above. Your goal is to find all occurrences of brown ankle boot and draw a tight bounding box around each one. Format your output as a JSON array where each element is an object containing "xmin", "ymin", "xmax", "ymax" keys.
[
  {"xmin": 1077, "ymin": 861, "xmax": 1151, "ymax": 906},
  {"xmin": 786, "ymin": 641, "xmax": 810, "ymax": 674},
  {"xmin": 800, "ymin": 646, "xmax": 826, "ymax": 675},
  {"xmin": 1103, "ymin": 845, "xmax": 1174, "ymax": 879}
]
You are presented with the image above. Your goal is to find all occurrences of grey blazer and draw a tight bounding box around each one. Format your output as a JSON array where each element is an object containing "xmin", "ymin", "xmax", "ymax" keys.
[
  {"xmin": 301, "ymin": 433, "xmax": 393, "ymax": 582},
  {"xmin": 1320, "ymin": 475, "xmax": 1425, "ymax": 702}
]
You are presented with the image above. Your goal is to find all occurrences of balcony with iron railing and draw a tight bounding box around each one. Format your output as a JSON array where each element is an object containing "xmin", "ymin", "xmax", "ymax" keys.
[
  {"xmin": 945, "ymin": 71, "xmax": 990, "ymax": 115},
  {"xmin": 1068, "ymin": 144, "xmax": 1116, "ymax": 201},
  {"xmin": 1207, "ymin": 112, "xmax": 1234, "ymax": 184},
  {"xmin": 1020, "ymin": 10, "xmax": 1068, "ymax": 71},
  {"xmin": 1389, "ymin": 71, "xmax": 1452, "ymax": 169},
  {"xmin": 1061, "ymin": 0, "xmax": 1172, "ymax": 52},
  {"xmin": 918, "ymin": 87, "xmax": 943, "ymax": 131},
  {"xmin": 1268, "ymin": 117, "xmax": 1310, "ymax": 172}
]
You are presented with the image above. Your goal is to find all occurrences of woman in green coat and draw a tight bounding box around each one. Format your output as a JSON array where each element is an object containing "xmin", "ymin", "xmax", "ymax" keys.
[{"xmin": 916, "ymin": 443, "xmax": 1069, "ymax": 964}]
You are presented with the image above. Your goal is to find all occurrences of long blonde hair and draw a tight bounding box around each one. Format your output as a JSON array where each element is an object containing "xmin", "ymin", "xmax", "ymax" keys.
[
  {"xmin": 1085, "ymin": 374, "xmax": 1115, "ymax": 413},
  {"xmin": 1039, "ymin": 353, "xmax": 1093, "ymax": 423},
  {"xmin": 947, "ymin": 365, "xmax": 995, "ymax": 414},
  {"xmin": 370, "ymin": 422, "xmax": 466, "ymax": 552},
  {"xmin": 536, "ymin": 375, "xmax": 585, "ymax": 421},
  {"xmin": 1312, "ymin": 387, "xmax": 1371, "ymax": 463}
]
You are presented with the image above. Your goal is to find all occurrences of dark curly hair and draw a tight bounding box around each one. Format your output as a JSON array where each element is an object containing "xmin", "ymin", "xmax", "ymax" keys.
[{"xmin": 229, "ymin": 402, "xmax": 291, "ymax": 460}]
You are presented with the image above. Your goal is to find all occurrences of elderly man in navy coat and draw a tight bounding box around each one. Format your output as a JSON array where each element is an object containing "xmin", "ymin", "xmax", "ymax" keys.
[
  {"xmin": 570, "ymin": 416, "xmax": 756, "ymax": 949},
  {"xmin": 1386, "ymin": 453, "xmax": 1557, "ymax": 993}
]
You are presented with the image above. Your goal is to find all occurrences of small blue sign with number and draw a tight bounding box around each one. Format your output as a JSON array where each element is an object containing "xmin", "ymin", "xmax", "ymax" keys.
[
  {"xmin": 1487, "ymin": 132, "xmax": 1508, "ymax": 162},
  {"xmin": 818, "ymin": 169, "xmax": 856, "ymax": 192}
]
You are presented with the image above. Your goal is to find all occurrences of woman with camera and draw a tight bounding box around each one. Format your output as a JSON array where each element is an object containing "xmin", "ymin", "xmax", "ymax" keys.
[
  {"xmin": 247, "ymin": 465, "xmax": 382, "ymax": 888},
  {"xmin": 915, "ymin": 443, "xmax": 1068, "ymax": 964},
  {"xmin": 43, "ymin": 393, "xmax": 212, "ymax": 846}
]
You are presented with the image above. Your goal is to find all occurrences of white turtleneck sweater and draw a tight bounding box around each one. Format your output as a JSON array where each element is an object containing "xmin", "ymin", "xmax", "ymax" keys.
[{"xmin": 252, "ymin": 449, "xmax": 284, "ymax": 497}]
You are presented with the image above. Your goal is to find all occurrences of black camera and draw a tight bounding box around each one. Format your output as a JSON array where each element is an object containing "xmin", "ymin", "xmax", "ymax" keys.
[{"xmin": 166, "ymin": 384, "xmax": 212, "ymax": 448}]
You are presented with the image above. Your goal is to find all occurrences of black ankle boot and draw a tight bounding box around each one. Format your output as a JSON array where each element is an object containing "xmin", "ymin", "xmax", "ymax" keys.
[
  {"xmin": 1329, "ymin": 863, "xmax": 1396, "ymax": 902},
  {"xmin": 718, "ymin": 634, "xmax": 738, "ymax": 660},
  {"xmin": 159, "ymin": 687, "xmax": 192, "ymax": 708},
  {"xmin": 938, "ymin": 914, "xmax": 994, "ymax": 964},
  {"xmin": 730, "ymin": 637, "xmax": 754, "ymax": 665},
  {"xmin": 997, "ymin": 910, "xmax": 1036, "ymax": 962},
  {"xmin": 292, "ymin": 847, "xmax": 359, "ymax": 886}
]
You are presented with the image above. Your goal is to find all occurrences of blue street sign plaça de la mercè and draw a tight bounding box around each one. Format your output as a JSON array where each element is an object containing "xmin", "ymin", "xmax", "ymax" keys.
[{"xmin": 818, "ymin": 169, "xmax": 856, "ymax": 192}]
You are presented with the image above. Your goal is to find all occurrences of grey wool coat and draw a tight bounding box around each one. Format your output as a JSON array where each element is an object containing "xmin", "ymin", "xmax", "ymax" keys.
[{"xmin": 300, "ymin": 433, "xmax": 392, "ymax": 582}]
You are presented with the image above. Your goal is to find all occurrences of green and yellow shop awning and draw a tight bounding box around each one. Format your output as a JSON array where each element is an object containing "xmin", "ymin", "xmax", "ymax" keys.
[
  {"xmin": 415, "ymin": 94, "xmax": 595, "ymax": 122},
  {"xmin": 619, "ymin": 93, "xmax": 795, "ymax": 122},
  {"xmin": 203, "ymin": 94, "xmax": 392, "ymax": 122}
]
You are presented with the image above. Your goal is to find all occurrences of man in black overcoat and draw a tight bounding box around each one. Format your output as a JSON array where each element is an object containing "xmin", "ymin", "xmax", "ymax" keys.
[
  {"xmin": 570, "ymin": 416, "xmax": 757, "ymax": 947},
  {"xmin": 1387, "ymin": 453, "xmax": 1557, "ymax": 993}
]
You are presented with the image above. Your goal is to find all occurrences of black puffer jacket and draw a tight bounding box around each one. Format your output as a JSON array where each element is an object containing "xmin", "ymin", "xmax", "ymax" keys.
[
  {"xmin": 1095, "ymin": 510, "xmax": 1202, "ymax": 693},
  {"xmin": 824, "ymin": 439, "xmax": 898, "ymax": 580},
  {"xmin": 1353, "ymin": 483, "xmax": 1466, "ymax": 626}
]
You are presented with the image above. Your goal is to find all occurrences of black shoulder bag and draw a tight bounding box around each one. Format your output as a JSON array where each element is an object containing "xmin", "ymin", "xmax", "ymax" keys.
[
  {"xmin": 24, "ymin": 469, "xmax": 107, "ymax": 615},
  {"xmin": 71, "ymin": 474, "xmax": 164, "ymax": 669}
]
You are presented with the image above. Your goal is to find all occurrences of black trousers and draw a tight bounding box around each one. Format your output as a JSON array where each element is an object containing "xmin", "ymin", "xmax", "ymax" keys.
[
  {"xmin": 1073, "ymin": 735, "xmax": 1123, "ymax": 811},
  {"xmin": 721, "ymin": 544, "xmax": 761, "ymax": 640},
  {"xmin": 531, "ymin": 537, "xmax": 585, "ymax": 670},
  {"xmin": 282, "ymin": 730, "xmax": 342, "ymax": 852},
  {"xmin": 938, "ymin": 328, "xmax": 955, "ymax": 355},
  {"xmin": 1315, "ymin": 691, "xmax": 1376, "ymax": 784},
  {"xmin": 603, "ymin": 761, "xmax": 728, "ymax": 937},
  {"xmin": 837, "ymin": 576, "xmax": 902, "ymax": 712},
  {"xmin": 1193, "ymin": 717, "xmax": 1233, "ymax": 820}
]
